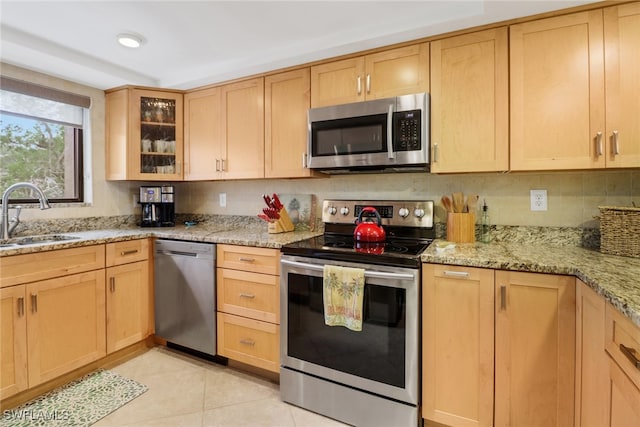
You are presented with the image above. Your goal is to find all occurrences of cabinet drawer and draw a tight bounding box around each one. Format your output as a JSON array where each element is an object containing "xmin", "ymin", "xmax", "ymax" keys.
[
  {"xmin": 606, "ymin": 303, "xmax": 640, "ymax": 390},
  {"xmin": 217, "ymin": 244, "xmax": 280, "ymax": 275},
  {"xmin": 216, "ymin": 312, "xmax": 279, "ymax": 373},
  {"xmin": 217, "ymin": 268, "xmax": 279, "ymax": 323},
  {"xmin": 0, "ymin": 245, "xmax": 106, "ymax": 288},
  {"xmin": 106, "ymin": 239, "xmax": 149, "ymax": 266}
]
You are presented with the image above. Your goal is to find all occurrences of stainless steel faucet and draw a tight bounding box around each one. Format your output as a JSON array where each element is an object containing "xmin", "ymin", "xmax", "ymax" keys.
[{"xmin": 1, "ymin": 182, "xmax": 51, "ymax": 240}]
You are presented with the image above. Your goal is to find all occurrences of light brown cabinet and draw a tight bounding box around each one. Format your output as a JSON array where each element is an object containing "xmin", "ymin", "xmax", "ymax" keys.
[
  {"xmin": 422, "ymin": 265, "xmax": 494, "ymax": 427},
  {"xmin": 216, "ymin": 244, "xmax": 280, "ymax": 372},
  {"xmin": 106, "ymin": 87, "xmax": 184, "ymax": 180},
  {"xmin": 0, "ymin": 285, "xmax": 28, "ymax": 399},
  {"xmin": 264, "ymin": 68, "xmax": 314, "ymax": 178},
  {"xmin": 575, "ymin": 280, "xmax": 609, "ymax": 427},
  {"xmin": 105, "ymin": 239, "xmax": 151, "ymax": 353},
  {"xmin": 423, "ymin": 266, "xmax": 576, "ymax": 427},
  {"xmin": 220, "ymin": 78, "xmax": 265, "ymax": 180},
  {"xmin": 26, "ymin": 270, "xmax": 106, "ymax": 387},
  {"xmin": 430, "ymin": 27, "xmax": 509, "ymax": 173},
  {"xmin": 510, "ymin": 4, "xmax": 640, "ymax": 171},
  {"xmin": 310, "ymin": 43, "xmax": 429, "ymax": 107},
  {"xmin": 494, "ymin": 271, "xmax": 575, "ymax": 427},
  {"xmin": 183, "ymin": 87, "xmax": 222, "ymax": 180}
]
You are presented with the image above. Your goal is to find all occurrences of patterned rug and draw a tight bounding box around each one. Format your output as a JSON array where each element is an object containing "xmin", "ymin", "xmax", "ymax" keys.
[{"xmin": 1, "ymin": 369, "xmax": 148, "ymax": 426}]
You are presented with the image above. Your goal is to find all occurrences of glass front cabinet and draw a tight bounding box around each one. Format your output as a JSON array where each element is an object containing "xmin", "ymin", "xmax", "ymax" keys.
[{"xmin": 106, "ymin": 87, "xmax": 183, "ymax": 180}]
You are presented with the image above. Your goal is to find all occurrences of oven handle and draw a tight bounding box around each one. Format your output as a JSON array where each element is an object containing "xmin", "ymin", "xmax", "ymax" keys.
[{"xmin": 281, "ymin": 259, "xmax": 415, "ymax": 280}]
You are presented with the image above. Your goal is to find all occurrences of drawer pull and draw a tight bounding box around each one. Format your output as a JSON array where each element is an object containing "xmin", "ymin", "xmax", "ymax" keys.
[
  {"xmin": 240, "ymin": 338, "xmax": 256, "ymax": 346},
  {"xmin": 239, "ymin": 293, "xmax": 256, "ymax": 299},
  {"xmin": 239, "ymin": 257, "xmax": 255, "ymax": 263},
  {"xmin": 121, "ymin": 249, "xmax": 139, "ymax": 256},
  {"xmin": 620, "ymin": 344, "xmax": 640, "ymax": 370},
  {"xmin": 443, "ymin": 270, "xmax": 469, "ymax": 278}
]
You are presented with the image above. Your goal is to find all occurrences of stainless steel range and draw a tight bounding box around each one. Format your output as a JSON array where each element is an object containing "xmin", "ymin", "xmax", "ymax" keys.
[{"xmin": 280, "ymin": 199, "xmax": 434, "ymax": 427}]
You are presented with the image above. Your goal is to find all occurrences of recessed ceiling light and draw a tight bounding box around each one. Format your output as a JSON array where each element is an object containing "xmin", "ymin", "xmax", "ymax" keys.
[{"xmin": 117, "ymin": 33, "xmax": 145, "ymax": 48}]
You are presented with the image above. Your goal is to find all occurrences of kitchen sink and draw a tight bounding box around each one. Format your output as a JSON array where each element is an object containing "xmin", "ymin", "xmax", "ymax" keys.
[{"xmin": 0, "ymin": 234, "xmax": 80, "ymax": 247}]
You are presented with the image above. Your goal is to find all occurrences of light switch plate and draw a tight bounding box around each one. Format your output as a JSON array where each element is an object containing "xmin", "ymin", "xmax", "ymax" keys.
[{"xmin": 530, "ymin": 189, "xmax": 547, "ymax": 211}]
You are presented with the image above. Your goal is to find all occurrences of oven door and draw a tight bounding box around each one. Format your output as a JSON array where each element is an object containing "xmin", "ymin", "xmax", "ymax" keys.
[{"xmin": 280, "ymin": 255, "xmax": 420, "ymax": 405}]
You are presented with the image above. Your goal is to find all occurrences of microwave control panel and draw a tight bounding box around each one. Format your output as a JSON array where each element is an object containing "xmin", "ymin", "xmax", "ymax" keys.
[{"xmin": 393, "ymin": 110, "xmax": 421, "ymax": 151}]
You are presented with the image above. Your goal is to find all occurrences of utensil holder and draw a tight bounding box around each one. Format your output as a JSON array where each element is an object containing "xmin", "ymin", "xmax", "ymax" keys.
[
  {"xmin": 446, "ymin": 212, "xmax": 476, "ymax": 243},
  {"xmin": 268, "ymin": 207, "xmax": 295, "ymax": 234}
]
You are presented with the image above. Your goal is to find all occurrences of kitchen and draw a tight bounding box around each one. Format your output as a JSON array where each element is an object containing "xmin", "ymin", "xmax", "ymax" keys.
[{"xmin": 1, "ymin": 1, "xmax": 640, "ymax": 426}]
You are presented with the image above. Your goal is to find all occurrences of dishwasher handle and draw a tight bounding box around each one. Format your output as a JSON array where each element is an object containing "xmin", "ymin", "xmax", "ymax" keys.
[{"xmin": 156, "ymin": 249, "xmax": 199, "ymax": 257}]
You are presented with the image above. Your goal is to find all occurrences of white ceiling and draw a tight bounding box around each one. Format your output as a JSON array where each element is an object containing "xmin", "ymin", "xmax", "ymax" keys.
[{"xmin": 1, "ymin": 0, "xmax": 599, "ymax": 91}]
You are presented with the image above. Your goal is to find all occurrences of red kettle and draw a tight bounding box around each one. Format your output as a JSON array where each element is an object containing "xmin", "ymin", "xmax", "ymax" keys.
[{"xmin": 354, "ymin": 207, "xmax": 386, "ymax": 242}]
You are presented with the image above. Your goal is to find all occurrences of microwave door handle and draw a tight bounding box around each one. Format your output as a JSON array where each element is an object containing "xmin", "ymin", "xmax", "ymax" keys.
[{"xmin": 387, "ymin": 104, "xmax": 395, "ymax": 159}]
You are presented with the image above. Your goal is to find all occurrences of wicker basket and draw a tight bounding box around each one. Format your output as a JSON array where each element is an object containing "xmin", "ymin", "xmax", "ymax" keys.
[{"xmin": 599, "ymin": 206, "xmax": 640, "ymax": 258}]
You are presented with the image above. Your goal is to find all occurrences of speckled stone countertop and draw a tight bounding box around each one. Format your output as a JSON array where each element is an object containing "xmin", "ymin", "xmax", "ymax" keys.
[{"xmin": 422, "ymin": 240, "xmax": 640, "ymax": 328}]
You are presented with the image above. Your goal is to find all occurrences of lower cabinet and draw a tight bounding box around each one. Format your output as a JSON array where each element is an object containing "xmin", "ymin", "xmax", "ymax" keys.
[
  {"xmin": 26, "ymin": 270, "xmax": 106, "ymax": 388},
  {"xmin": 422, "ymin": 265, "xmax": 576, "ymax": 427},
  {"xmin": 105, "ymin": 239, "xmax": 151, "ymax": 354},
  {"xmin": 1, "ymin": 285, "xmax": 28, "ymax": 399},
  {"xmin": 216, "ymin": 244, "xmax": 280, "ymax": 372}
]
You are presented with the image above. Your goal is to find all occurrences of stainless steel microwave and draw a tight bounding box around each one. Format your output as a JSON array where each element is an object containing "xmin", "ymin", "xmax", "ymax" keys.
[{"xmin": 307, "ymin": 93, "xmax": 429, "ymax": 173}]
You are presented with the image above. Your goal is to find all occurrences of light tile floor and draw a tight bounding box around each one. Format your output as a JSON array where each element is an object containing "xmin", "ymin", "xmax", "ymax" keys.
[{"xmin": 94, "ymin": 346, "xmax": 349, "ymax": 427}]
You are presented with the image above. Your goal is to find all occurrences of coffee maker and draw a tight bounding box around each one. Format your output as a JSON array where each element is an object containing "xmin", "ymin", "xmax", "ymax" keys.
[{"xmin": 140, "ymin": 185, "xmax": 175, "ymax": 227}]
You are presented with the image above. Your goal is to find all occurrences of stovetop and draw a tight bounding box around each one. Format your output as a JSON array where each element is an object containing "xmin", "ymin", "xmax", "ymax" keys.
[{"xmin": 281, "ymin": 200, "xmax": 435, "ymax": 268}]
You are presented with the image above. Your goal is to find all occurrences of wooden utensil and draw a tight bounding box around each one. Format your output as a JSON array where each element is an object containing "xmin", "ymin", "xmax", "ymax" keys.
[
  {"xmin": 452, "ymin": 192, "xmax": 465, "ymax": 213},
  {"xmin": 441, "ymin": 195, "xmax": 453, "ymax": 213},
  {"xmin": 466, "ymin": 194, "xmax": 479, "ymax": 213}
]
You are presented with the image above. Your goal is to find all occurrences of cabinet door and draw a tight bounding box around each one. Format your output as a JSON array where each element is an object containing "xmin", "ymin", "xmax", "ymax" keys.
[
  {"xmin": 608, "ymin": 357, "xmax": 640, "ymax": 426},
  {"xmin": 365, "ymin": 43, "xmax": 429, "ymax": 100},
  {"xmin": 131, "ymin": 89, "xmax": 184, "ymax": 180},
  {"xmin": 265, "ymin": 69, "xmax": 314, "ymax": 178},
  {"xmin": 510, "ymin": 11, "xmax": 605, "ymax": 171},
  {"xmin": 604, "ymin": 2, "xmax": 640, "ymax": 168},
  {"xmin": 106, "ymin": 261, "xmax": 150, "ymax": 353},
  {"xmin": 495, "ymin": 271, "xmax": 575, "ymax": 427},
  {"xmin": 431, "ymin": 28, "xmax": 508, "ymax": 173},
  {"xmin": 311, "ymin": 57, "xmax": 365, "ymax": 107},
  {"xmin": 184, "ymin": 87, "xmax": 223, "ymax": 180},
  {"xmin": 422, "ymin": 265, "xmax": 494, "ymax": 427},
  {"xmin": 0, "ymin": 285, "xmax": 28, "ymax": 399},
  {"xmin": 220, "ymin": 78, "xmax": 265, "ymax": 179},
  {"xmin": 26, "ymin": 270, "xmax": 106, "ymax": 387},
  {"xmin": 575, "ymin": 280, "xmax": 609, "ymax": 427}
]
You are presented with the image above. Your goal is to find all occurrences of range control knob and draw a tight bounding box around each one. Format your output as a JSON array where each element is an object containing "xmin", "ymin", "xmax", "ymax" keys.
[
  {"xmin": 328, "ymin": 206, "xmax": 337, "ymax": 215},
  {"xmin": 340, "ymin": 207, "xmax": 350, "ymax": 216},
  {"xmin": 398, "ymin": 207, "xmax": 410, "ymax": 218},
  {"xmin": 414, "ymin": 208, "xmax": 425, "ymax": 218}
]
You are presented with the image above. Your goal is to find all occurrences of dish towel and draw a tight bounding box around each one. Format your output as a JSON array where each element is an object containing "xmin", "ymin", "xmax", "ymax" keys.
[{"xmin": 323, "ymin": 265, "xmax": 365, "ymax": 331}]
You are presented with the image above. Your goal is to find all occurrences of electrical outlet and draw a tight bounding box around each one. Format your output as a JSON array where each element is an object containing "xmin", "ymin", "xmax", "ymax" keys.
[
  {"xmin": 219, "ymin": 192, "xmax": 227, "ymax": 207},
  {"xmin": 132, "ymin": 194, "xmax": 139, "ymax": 208},
  {"xmin": 530, "ymin": 189, "xmax": 548, "ymax": 211}
]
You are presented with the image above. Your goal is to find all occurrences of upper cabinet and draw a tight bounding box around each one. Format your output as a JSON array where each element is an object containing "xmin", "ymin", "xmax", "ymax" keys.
[
  {"xmin": 430, "ymin": 27, "xmax": 509, "ymax": 173},
  {"xmin": 603, "ymin": 2, "xmax": 640, "ymax": 168},
  {"xmin": 264, "ymin": 68, "xmax": 315, "ymax": 178},
  {"xmin": 510, "ymin": 5, "xmax": 640, "ymax": 171},
  {"xmin": 106, "ymin": 88, "xmax": 184, "ymax": 180},
  {"xmin": 310, "ymin": 43, "xmax": 429, "ymax": 107},
  {"xmin": 183, "ymin": 78, "xmax": 264, "ymax": 180},
  {"xmin": 183, "ymin": 87, "xmax": 222, "ymax": 180}
]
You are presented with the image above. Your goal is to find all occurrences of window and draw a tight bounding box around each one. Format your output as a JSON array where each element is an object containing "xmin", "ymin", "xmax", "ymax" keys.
[{"xmin": 0, "ymin": 76, "xmax": 89, "ymax": 203}]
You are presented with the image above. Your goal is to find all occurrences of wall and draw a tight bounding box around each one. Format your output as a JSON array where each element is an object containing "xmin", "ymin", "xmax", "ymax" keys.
[
  {"xmin": 177, "ymin": 170, "xmax": 639, "ymax": 228},
  {"xmin": 2, "ymin": 64, "xmax": 638, "ymax": 229}
]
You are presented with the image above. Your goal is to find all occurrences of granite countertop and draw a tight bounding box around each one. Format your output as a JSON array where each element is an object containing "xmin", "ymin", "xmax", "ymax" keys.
[
  {"xmin": 0, "ymin": 223, "xmax": 322, "ymax": 257},
  {"xmin": 422, "ymin": 240, "xmax": 640, "ymax": 328}
]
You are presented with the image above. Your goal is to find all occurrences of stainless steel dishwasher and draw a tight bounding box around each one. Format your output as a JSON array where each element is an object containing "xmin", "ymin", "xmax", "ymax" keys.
[{"xmin": 154, "ymin": 239, "xmax": 216, "ymax": 356}]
